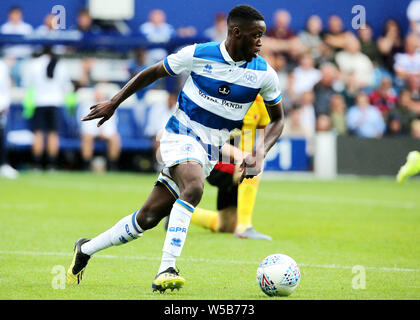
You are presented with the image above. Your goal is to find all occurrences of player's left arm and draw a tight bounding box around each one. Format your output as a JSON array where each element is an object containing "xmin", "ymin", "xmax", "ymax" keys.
[{"xmin": 260, "ymin": 101, "xmax": 285, "ymax": 157}]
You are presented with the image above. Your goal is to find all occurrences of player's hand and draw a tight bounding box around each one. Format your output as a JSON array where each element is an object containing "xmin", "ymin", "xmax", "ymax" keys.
[
  {"xmin": 239, "ymin": 152, "xmax": 263, "ymax": 183},
  {"xmin": 81, "ymin": 100, "xmax": 118, "ymax": 127}
]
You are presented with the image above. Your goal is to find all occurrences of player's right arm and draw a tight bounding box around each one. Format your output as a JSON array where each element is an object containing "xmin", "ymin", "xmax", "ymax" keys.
[
  {"xmin": 82, "ymin": 44, "xmax": 195, "ymax": 127},
  {"xmin": 81, "ymin": 61, "xmax": 170, "ymax": 127}
]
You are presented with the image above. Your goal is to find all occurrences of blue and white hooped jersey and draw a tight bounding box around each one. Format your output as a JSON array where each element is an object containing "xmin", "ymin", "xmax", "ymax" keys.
[{"xmin": 162, "ymin": 41, "xmax": 282, "ymax": 159}]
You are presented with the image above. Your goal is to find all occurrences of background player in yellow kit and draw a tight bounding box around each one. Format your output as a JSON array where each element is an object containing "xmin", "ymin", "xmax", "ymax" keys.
[{"xmin": 190, "ymin": 94, "xmax": 273, "ymax": 240}]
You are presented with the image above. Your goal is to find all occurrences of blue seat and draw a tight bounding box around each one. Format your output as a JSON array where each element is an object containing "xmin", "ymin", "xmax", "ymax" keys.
[{"xmin": 6, "ymin": 104, "xmax": 153, "ymax": 153}]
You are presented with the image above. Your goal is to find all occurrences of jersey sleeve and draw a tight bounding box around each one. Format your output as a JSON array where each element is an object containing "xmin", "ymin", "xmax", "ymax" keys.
[
  {"xmin": 163, "ymin": 44, "xmax": 196, "ymax": 76},
  {"xmin": 259, "ymin": 64, "xmax": 283, "ymax": 106}
]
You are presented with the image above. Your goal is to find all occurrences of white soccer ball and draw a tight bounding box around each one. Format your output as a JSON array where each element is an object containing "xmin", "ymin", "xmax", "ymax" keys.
[{"xmin": 256, "ymin": 253, "xmax": 301, "ymax": 297}]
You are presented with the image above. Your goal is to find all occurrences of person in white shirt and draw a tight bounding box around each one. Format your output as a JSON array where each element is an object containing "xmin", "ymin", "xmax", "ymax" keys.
[
  {"xmin": 407, "ymin": 0, "xmax": 420, "ymax": 35},
  {"xmin": 139, "ymin": 9, "xmax": 175, "ymax": 64},
  {"xmin": 335, "ymin": 35, "xmax": 374, "ymax": 89},
  {"xmin": 23, "ymin": 47, "xmax": 72, "ymax": 170},
  {"xmin": 204, "ymin": 12, "xmax": 228, "ymax": 42},
  {"xmin": 0, "ymin": 6, "xmax": 33, "ymax": 86},
  {"xmin": 394, "ymin": 33, "xmax": 420, "ymax": 82},
  {"xmin": 0, "ymin": 59, "xmax": 19, "ymax": 179},
  {"xmin": 290, "ymin": 53, "xmax": 321, "ymax": 100},
  {"xmin": 298, "ymin": 15, "xmax": 324, "ymax": 61}
]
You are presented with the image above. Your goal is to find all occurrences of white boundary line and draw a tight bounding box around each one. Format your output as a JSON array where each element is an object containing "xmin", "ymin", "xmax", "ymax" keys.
[{"xmin": 0, "ymin": 250, "xmax": 417, "ymax": 273}]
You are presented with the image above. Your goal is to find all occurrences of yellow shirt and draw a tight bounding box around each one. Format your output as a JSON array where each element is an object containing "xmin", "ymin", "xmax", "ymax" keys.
[{"xmin": 232, "ymin": 95, "xmax": 271, "ymax": 153}]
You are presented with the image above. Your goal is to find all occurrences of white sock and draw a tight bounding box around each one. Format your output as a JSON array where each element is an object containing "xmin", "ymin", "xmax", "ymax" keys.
[
  {"xmin": 158, "ymin": 199, "xmax": 194, "ymax": 274},
  {"xmin": 81, "ymin": 210, "xmax": 143, "ymax": 256}
]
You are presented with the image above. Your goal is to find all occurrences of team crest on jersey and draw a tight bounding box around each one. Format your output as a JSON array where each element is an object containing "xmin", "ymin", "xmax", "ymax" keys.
[
  {"xmin": 203, "ymin": 64, "xmax": 213, "ymax": 74},
  {"xmin": 218, "ymin": 85, "xmax": 230, "ymax": 96},
  {"xmin": 243, "ymin": 71, "xmax": 257, "ymax": 85},
  {"xmin": 181, "ymin": 143, "xmax": 194, "ymax": 153}
]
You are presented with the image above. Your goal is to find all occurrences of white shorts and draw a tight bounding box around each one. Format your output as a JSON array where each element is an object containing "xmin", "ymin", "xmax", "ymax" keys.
[{"xmin": 156, "ymin": 130, "xmax": 218, "ymax": 198}]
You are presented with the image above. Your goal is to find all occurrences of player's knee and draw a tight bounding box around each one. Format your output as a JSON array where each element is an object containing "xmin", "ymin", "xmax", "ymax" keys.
[
  {"xmin": 180, "ymin": 181, "xmax": 203, "ymax": 207},
  {"xmin": 136, "ymin": 206, "xmax": 160, "ymax": 230}
]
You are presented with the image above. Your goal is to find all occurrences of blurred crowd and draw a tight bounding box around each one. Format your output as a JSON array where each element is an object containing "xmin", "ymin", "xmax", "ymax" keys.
[{"xmin": 1, "ymin": 2, "xmax": 420, "ymax": 177}]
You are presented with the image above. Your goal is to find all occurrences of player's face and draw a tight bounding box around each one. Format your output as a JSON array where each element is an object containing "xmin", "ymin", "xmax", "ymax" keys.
[{"xmin": 240, "ymin": 20, "xmax": 266, "ymax": 62}]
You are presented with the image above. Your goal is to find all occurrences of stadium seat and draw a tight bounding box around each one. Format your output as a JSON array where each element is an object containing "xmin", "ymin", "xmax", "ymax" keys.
[{"xmin": 5, "ymin": 104, "xmax": 153, "ymax": 153}]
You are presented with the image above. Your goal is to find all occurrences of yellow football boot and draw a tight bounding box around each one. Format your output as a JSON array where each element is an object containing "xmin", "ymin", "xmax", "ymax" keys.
[
  {"xmin": 152, "ymin": 267, "xmax": 185, "ymax": 293},
  {"xmin": 66, "ymin": 238, "xmax": 91, "ymax": 285},
  {"xmin": 397, "ymin": 151, "xmax": 420, "ymax": 184}
]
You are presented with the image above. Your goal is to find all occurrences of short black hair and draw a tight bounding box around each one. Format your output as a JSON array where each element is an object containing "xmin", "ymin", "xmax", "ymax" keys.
[{"xmin": 227, "ymin": 5, "xmax": 265, "ymax": 25}]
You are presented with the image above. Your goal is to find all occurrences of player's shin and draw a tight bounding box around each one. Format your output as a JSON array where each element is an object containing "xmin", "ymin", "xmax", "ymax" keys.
[
  {"xmin": 81, "ymin": 210, "xmax": 144, "ymax": 256},
  {"xmin": 158, "ymin": 199, "xmax": 194, "ymax": 273}
]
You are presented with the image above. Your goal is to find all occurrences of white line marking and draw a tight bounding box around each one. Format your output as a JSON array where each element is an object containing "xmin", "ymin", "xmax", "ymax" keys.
[{"xmin": 0, "ymin": 250, "xmax": 417, "ymax": 273}]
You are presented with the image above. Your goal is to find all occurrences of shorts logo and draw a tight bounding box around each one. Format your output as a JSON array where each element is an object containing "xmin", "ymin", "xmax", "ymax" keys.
[
  {"xmin": 182, "ymin": 144, "xmax": 194, "ymax": 153},
  {"xmin": 243, "ymin": 71, "xmax": 257, "ymax": 85},
  {"xmin": 170, "ymin": 238, "xmax": 182, "ymax": 247},
  {"xmin": 218, "ymin": 85, "xmax": 230, "ymax": 96}
]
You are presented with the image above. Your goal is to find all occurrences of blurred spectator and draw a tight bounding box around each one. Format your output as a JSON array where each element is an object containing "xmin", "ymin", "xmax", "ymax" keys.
[
  {"xmin": 23, "ymin": 47, "xmax": 72, "ymax": 170},
  {"xmin": 298, "ymin": 15, "xmax": 324, "ymax": 62},
  {"xmin": 269, "ymin": 52, "xmax": 290, "ymax": 92},
  {"xmin": 357, "ymin": 24, "xmax": 383, "ymax": 66},
  {"xmin": 78, "ymin": 84, "xmax": 121, "ymax": 171},
  {"xmin": 313, "ymin": 63, "xmax": 343, "ymax": 116},
  {"xmin": 377, "ymin": 19, "xmax": 404, "ymax": 73},
  {"xmin": 407, "ymin": 75, "xmax": 420, "ymax": 102},
  {"xmin": 0, "ymin": 6, "xmax": 34, "ymax": 86},
  {"xmin": 139, "ymin": 9, "xmax": 175, "ymax": 64},
  {"xmin": 393, "ymin": 33, "xmax": 420, "ymax": 83},
  {"xmin": 282, "ymin": 105, "xmax": 307, "ymax": 137},
  {"xmin": 128, "ymin": 47, "xmax": 158, "ymax": 125},
  {"xmin": 315, "ymin": 114, "xmax": 332, "ymax": 132},
  {"xmin": 323, "ymin": 15, "xmax": 352, "ymax": 53},
  {"xmin": 0, "ymin": 59, "xmax": 19, "ymax": 179},
  {"xmin": 329, "ymin": 93, "xmax": 347, "ymax": 135},
  {"xmin": 74, "ymin": 58, "xmax": 95, "ymax": 91},
  {"xmin": 267, "ymin": 9, "xmax": 295, "ymax": 40},
  {"xmin": 282, "ymin": 92, "xmax": 316, "ymax": 155},
  {"xmin": 299, "ymin": 91, "xmax": 316, "ymax": 137},
  {"xmin": 410, "ymin": 119, "xmax": 420, "ymax": 138},
  {"xmin": 290, "ymin": 53, "xmax": 321, "ymax": 100},
  {"xmin": 204, "ymin": 12, "xmax": 227, "ymax": 42},
  {"xmin": 35, "ymin": 14, "xmax": 55, "ymax": 35},
  {"xmin": 128, "ymin": 48, "xmax": 152, "ymax": 98},
  {"xmin": 35, "ymin": 13, "xmax": 67, "ymax": 54},
  {"xmin": 262, "ymin": 9, "xmax": 304, "ymax": 62},
  {"xmin": 145, "ymin": 92, "xmax": 177, "ymax": 171},
  {"xmin": 389, "ymin": 90, "xmax": 417, "ymax": 133},
  {"xmin": 144, "ymin": 92, "xmax": 176, "ymax": 139},
  {"xmin": 267, "ymin": 52, "xmax": 292, "ymax": 111},
  {"xmin": 346, "ymin": 91, "xmax": 386, "ymax": 138},
  {"xmin": 385, "ymin": 113, "xmax": 405, "ymax": 136},
  {"xmin": 74, "ymin": 8, "xmax": 101, "ymax": 34},
  {"xmin": 335, "ymin": 35, "xmax": 374, "ymax": 89},
  {"xmin": 369, "ymin": 76, "xmax": 398, "ymax": 116},
  {"xmin": 407, "ymin": 0, "xmax": 420, "ymax": 35}
]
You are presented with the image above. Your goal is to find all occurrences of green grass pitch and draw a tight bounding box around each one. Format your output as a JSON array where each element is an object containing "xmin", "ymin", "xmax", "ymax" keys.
[{"xmin": 0, "ymin": 172, "xmax": 419, "ymax": 300}]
